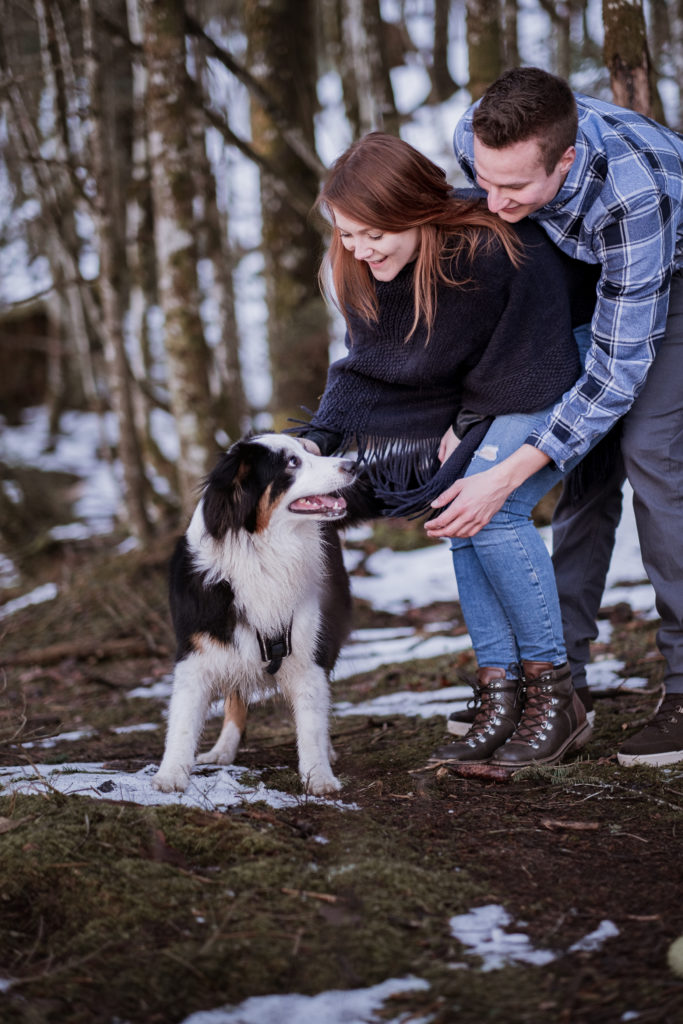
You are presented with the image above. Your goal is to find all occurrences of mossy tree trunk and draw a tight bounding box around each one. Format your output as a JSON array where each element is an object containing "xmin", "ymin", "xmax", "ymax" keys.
[
  {"xmin": 602, "ymin": 0, "xmax": 666, "ymax": 121},
  {"xmin": 141, "ymin": 0, "xmax": 216, "ymax": 517},
  {"xmin": 245, "ymin": 0, "xmax": 330, "ymax": 431}
]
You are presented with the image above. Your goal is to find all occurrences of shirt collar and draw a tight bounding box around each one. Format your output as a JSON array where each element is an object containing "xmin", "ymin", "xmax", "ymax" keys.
[{"xmin": 531, "ymin": 131, "xmax": 590, "ymax": 216}]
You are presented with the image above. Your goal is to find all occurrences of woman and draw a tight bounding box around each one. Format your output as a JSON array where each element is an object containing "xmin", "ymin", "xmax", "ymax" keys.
[{"xmin": 300, "ymin": 133, "xmax": 596, "ymax": 773}]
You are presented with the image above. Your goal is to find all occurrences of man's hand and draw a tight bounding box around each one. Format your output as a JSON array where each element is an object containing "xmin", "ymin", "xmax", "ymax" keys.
[
  {"xmin": 438, "ymin": 426, "xmax": 460, "ymax": 464},
  {"xmin": 425, "ymin": 443, "xmax": 552, "ymax": 539}
]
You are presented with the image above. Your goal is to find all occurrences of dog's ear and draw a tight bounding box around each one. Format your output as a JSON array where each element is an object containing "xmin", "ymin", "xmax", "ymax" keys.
[{"xmin": 202, "ymin": 443, "xmax": 260, "ymax": 539}]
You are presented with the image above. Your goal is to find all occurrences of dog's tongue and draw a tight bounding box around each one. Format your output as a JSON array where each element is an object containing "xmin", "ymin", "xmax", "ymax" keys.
[{"xmin": 289, "ymin": 494, "xmax": 347, "ymax": 512}]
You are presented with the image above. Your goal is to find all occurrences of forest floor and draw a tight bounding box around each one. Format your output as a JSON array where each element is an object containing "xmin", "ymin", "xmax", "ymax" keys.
[{"xmin": 0, "ymin": 467, "xmax": 682, "ymax": 1024}]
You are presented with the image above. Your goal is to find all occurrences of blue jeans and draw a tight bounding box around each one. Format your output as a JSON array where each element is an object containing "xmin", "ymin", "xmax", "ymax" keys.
[{"xmin": 449, "ymin": 408, "xmax": 566, "ymax": 677}]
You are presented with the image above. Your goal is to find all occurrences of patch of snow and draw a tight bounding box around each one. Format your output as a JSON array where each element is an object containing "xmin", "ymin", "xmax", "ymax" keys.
[
  {"xmin": 0, "ymin": 762, "xmax": 358, "ymax": 813},
  {"xmin": 569, "ymin": 920, "xmax": 620, "ymax": 952},
  {"xmin": 586, "ymin": 659, "xmax": 649, "ymax": 693},
  {"xmin": 111, "ymin": 722, "xmax": 159, "ymax": 735},
  {"xmin": 449, "ymin": 905, "xmax": 556, "ymax": 971},
  {"xmin": 449, "ymin": 905, "xmax": 620, "ymax": 971},
  {"xmin": 49, "ymin": 522, "xmax": 95, "ymax": 542},
  {"xmin": 129, "ymin": 675, "xmax": 175, "ymax": 700},
  {"xmin": 0, "ymin": 553, "xmax": 19, "ymax": 589},
  {"xmin": 0, "ymin": 582, "xmax": 58, "ymax": 620},
  {"xmin": 20, "ymin": 729, "xmax": 95, "ymax": 750},
  {"xmin": 334, "ymin": 629, "xmax": 471, "ymax": 681},
  {"xmin": 335, "ymin": 684, "xmax": 471, "ymax": 721},
  {"xmin": 349, "ymin": 541, "xmax": 456, "ymax": 612},
  {"xmin": 179, "ymin": 976, "xmax": 430, "ymax": 1024}
]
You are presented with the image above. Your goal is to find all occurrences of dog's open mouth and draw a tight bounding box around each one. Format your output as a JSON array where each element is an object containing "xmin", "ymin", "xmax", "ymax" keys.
[{"xmin": 288, "ymin": 494, "xmax": 347, "ymax": 517}]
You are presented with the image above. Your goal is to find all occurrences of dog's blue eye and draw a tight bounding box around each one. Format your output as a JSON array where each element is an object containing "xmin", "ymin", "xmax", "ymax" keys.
[{"xmin": 288, "ymin": 455, "xmax": 301, "ymax": 468}]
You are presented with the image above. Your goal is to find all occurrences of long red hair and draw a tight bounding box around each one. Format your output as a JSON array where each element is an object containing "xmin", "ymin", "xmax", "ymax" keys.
[{"xmin": 315, "ymin": 132, "xmax": 522, "ymax": 341}]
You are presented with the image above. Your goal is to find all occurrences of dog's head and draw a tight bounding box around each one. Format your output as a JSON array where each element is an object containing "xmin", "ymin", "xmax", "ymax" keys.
[{"xmin": 201, "ymin": 434, "xmax": 355, "ymax": 540}]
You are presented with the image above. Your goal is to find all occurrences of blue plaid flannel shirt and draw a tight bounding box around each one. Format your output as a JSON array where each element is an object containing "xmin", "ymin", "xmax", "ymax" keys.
[{"xmin": 454, "ymin": 93, "xmax": 683, "ymax": 470}]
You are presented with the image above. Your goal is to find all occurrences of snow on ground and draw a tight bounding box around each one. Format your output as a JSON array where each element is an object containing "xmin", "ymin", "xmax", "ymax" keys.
[
  {"xmin": 448, "ymin": 905, "xmax": 619, "ymax": 972},
  {"xmin": 0, "ymin": 762, "xmax": 358, "ymax": 813},
  {"xmin": 179, "ymin": 977, "xmax": 430, "ymax": 1024}
]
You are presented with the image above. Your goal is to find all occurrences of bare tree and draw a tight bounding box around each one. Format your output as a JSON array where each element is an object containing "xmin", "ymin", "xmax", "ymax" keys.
[
  {"xmin": 188, "ymin": 32, "xmax": 248, "ymax": 443},
  {"xmin": 140, "ymin": 0, "xmax": 216, "ymax": 517},
  {"xmin": 338, "ymin": 0, "xmax": 400, "ymax": 135},
  {"xmin": 80, "ymin": 0, "xmax": 151, "ymax": 539},
  {"xmin": 244, "ymin": 0, "xmax": 330, "ymax": 429}
]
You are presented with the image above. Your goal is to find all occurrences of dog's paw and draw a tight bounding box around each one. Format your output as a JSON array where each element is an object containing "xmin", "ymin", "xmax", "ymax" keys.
[
  {"xmin": 196, "ymin": 749, "xmax": 235, "ymax": 766},
  {"xmin": 304, "ymin": 770, "xmax": 342, "ymax": 796},
  {"xmin": 152, "ymin": 766, "xmax": 191, "ymax": 793}
]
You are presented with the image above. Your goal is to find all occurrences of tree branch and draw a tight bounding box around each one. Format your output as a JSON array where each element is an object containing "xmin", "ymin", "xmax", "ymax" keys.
[{"xmin": 185, "ymin": 13, "xmax": 326, "ymax": 178}]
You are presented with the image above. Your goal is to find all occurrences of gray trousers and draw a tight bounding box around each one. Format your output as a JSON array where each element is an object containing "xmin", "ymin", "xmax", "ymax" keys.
[{"xmin": 552, "ymin": 269, "xmax": 683, "ymax": 696}]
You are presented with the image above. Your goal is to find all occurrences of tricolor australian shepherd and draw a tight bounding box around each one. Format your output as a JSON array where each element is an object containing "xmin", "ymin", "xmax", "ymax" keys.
[{"xmin": 153, "ymin": 434, "xmax": 358, "ymax": 796}]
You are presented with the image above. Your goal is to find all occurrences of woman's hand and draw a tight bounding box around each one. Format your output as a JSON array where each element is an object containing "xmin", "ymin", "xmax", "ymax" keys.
[
  {"xmin": 299, "ymin": 438, "xmax": 321, "ymax": 456},
  {"xmin": 425, "ymin": 465, "xmax": 511, "ymax": 538},
  {"xmin": 438, "ymin": 426, "xmax": 460, "ymax": 464},
  {"xmin": 425, "ymin": 444, "xmax": 552, "ymax": 539}
]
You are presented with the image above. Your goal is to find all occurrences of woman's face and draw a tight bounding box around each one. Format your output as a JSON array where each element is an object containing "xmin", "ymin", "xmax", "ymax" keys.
[{"xmin": 331, "ymin": 207, "xmax": 420, "ymax": 281}]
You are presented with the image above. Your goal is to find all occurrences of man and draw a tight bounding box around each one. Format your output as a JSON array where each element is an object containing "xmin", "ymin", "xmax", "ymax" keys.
[{"xmin": 426, "ymin": 66, "xmax": 683, "ymax": 768}]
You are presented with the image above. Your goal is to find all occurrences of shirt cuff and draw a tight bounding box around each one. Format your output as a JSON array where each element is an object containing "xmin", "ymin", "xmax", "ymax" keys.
[{"xmin": 525, "ymin": 430, "xmax": 570, "ymax": 472}]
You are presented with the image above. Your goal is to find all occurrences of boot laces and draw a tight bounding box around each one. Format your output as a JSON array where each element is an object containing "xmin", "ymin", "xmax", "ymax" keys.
[
  {"xmin": 467, "ymin": 681, "xmax": 517, "ymax": 741},
  {"xmin": 514, "ymin": 684, "xmax": 558, "ymax": 742}
]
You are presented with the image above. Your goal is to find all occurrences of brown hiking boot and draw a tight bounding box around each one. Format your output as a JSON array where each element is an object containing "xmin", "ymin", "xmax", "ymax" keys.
[
  {"xmin": 431, "ymin": 667, "xmax": 524, "ymax": 763},
  {"xmin": 488, "ymin": 661, "xmax": 592, "ymax": 769}
]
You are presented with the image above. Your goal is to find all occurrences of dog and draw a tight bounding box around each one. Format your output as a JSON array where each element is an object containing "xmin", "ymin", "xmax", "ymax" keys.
[{"xmin": 153, "ymin": 433, "xmax": 359, "ymax": 796}]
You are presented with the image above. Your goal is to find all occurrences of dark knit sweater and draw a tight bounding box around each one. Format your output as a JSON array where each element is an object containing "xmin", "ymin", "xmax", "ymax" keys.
[{"xmin": 303, "ymin": 219, "xmax": 594, "ymax": 517}]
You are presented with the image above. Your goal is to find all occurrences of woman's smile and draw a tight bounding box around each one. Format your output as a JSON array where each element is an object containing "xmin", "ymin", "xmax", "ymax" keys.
[{"xmin": 331, "ymin": 207, "xmax": 419, "ymax": 281}]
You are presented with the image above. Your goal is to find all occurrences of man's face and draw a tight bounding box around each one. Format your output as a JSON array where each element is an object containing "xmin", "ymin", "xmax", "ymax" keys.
[{"xmin": 472, "ymin": 136, "xmax": 576, "ymax": 222}]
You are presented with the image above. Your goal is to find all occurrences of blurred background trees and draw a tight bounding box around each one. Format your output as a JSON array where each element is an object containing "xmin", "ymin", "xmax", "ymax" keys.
[{"xmin": 0, "ymin": 0, "xmax": 679, "ymax": 532}]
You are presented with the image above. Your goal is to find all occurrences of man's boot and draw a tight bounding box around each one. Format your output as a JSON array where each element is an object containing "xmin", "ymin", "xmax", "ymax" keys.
[
  {"xmin": 488, "ymin": 661, "xmax": 592, "ymax": 769},
  {"xmin": 431, "ymin": 666, "xmax": 524, "ymax": 763}
]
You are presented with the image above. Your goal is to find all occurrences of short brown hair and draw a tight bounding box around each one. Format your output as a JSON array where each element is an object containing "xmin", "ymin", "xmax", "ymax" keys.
[
  {"xmin": 315, "ymin": 133, "xmax": 521, "ymax": 341},
  {"xmin": 472, "ymin": 67, "xmax": 578, "ymax": 174}
]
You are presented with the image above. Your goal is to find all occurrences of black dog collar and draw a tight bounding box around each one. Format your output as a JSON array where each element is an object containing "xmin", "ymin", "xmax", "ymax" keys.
[{"xmin": 257, "ymin": 620, "xmax": 293, "ymax": 675}]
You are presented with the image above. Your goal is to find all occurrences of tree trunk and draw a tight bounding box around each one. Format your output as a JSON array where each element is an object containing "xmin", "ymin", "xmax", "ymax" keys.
[
  {"xmin": 427, "ymin": 0, "xmax": 459, "ymax": 103},
  {"xmin": 466, "ymin": 0, "xmax": 503, "ymax": 101},
  {"xmin": 602, "ymin": 0, "xmax": 665, "ymax": 121},
  {"xmin": 140, "ymin": 0, "xmax": 216, "ymax": 517},
  {"xmin": 80, "ymin": 0, "xmax": 151, "ymax": 539},
  {"xmin": 245, "ymin": 0, "xmax": 331, "ymax": 430},
  {"xmin": 338, "ymin": 0, "xmax": 400, "ymax": 135},
  {"xmin": 501, "ymin": 0, "xmax": 520, "ymax": 69},
  {"xmin": 189, "ymin": 35, "xmax": 248, "ymax": 443},
  {"xmin": 670, "ymin": 0, "xmax": 683, "ymax": 128}
]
